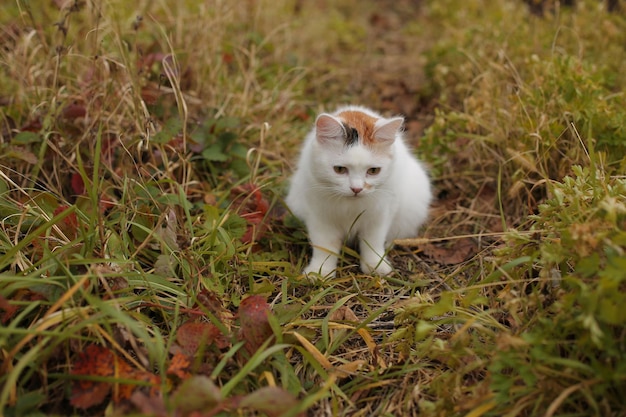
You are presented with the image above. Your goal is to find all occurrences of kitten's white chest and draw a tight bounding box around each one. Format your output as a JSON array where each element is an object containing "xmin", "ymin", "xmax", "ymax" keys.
[{"xmin": 309, "ymin": 184, "xmax": 396, "ymax": 239}]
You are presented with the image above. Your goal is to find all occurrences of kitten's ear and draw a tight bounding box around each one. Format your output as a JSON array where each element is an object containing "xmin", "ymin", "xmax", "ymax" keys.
[
  {"xmin": 315, "ymin": 114, "xmax": 346, "ymax": 143},
  {"xmin": 374, "ymin": 117, "xmax": 403, "ymax": 143}
]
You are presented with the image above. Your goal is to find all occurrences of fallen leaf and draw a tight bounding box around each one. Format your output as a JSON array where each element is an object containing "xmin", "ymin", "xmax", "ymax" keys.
[
  {"xmin": 19, "ymin": 118, "xmax": 42, "ymax": 132},
  {"xmin": 3, "ymin": 146, "xmax": 37, "ymax": 164},
  {"xmin": 240, "ymin": 386, "xmax": 303, "ymax": 417},
  {"xmin": 166, "ymin": 353, "xmax": 192, "ymax": 380},
  {"xmin": 334, "ymin": 359, "xmax": 366, "ymax": 377},
  {"xmin": 70, "ymin": 344, "xmax": 159, "ymax": 409},
  {"xmin": 328, "ymin": 305, "xmax": 359, "ymax": 322},
  {"xmin": 70, "ymin": 345, "xmax": 125, "ymax": 408},
  {"xmin": 99, "ymin": 132, "xmax": 119, "ymax": 167},
  {"xmin": 238, "ymin": 295, "xmax": 273, "ymax": 355},
  {"xmin": 126, "ymin": 369, "xmax": 161, "ymax": 400},
  {"xmin": 230, "ymin": 184, "xmax": 270, "ymax": 244},
  {"xmin": 0, "ymin": 294, "xmax": 19, "ymax": 324},
  {"xmin": 196, "ymin": 289, "xmax": 233, "ymax": 325},
  {"xmin": 71, "ymin": 173, "xmax": 85, "ymax": 195},
  {"xmin": 130, "ymin": 391, "xmax": 168, "ymax": 417},
  {"xmin": 327, "ymin": 306, "xmax": 386, "ymax": 369},
  {"xmin": 137, "ymin": 52, "xmax": 165, "ymax": 69},
  {"xmin": 327, "ymin": 306, "xmax": 358, "ymax": 346},
  {"xmin": 172, "ymin": 375, "xmax": 222, "ymax": 414},
  {"xmin": 62, "ymin": 102, "xmax": 87, "ymax": 120},
  {"xmin": 473, "ymin": 182, "xmax": 497, "ymax": 212},
  {"xmin": 140, "ymin": 85, "xmax": 162, "ymax": 105},
  {"xmin": 53, "ymin": 205, "xmax": 79, "ymax": 238},
  {"xmin": 176, "ymin": 321, "xmax": 227, "ymax": 355},
  {"xmin": 70, "ymin": 375, "xmax": 111, "ymax": 410},
  {"xmin": 421, "ymin": 238, "xmax": 478, "ymax": 265},
  {"xmin": 155, "ymin": 207, "xmax": 180, "ymax": 252},
  {"xmin": 222, "ymin": 52, "xmax": 234, "ymax": 64}
]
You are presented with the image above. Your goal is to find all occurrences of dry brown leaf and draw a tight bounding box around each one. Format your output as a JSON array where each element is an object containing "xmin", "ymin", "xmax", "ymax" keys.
[
  {"xmin": 328, "ymin": 306, "xmax": 358, "ymax": 345},
  {"xmin": 196, "ymin": 289, "xmax": 234, "ymax": 325},
  {"xmin": 70, "ymin": 345, "xmax": 135, "ymax": 408},
  {"xmin": 328, "ymin": 306, "xmax": 387, "ymax": 370},
  {"xmin": 0, "ymin": 294, "xmax": 19, "ymax": 324},
  {"xmin": 328, "ymin": 306, "xmax": 359, "ymax": 322},
  {"xmin": 166, "ymin": 353, "xmax": 192, "ymax": 380},
  {"xmin": 334, "ymin": 359, "xmax": 366, "ymax": 377},
  {"xmin": 70, "ymin": 344, "xmax": 163, "ymax": 409},
  {"xmin": 421, "ymin": 238, "xmax": 478, "ymax": 265}
]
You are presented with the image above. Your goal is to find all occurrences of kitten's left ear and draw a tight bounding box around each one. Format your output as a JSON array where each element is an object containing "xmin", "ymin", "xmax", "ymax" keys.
[
  {"xmin": 374, "ymin": 117, "xmax": 403, "ymax": 143},
  {"xmin": 315, "ymin": 114, "xmax": 346, "ymax": 143}
]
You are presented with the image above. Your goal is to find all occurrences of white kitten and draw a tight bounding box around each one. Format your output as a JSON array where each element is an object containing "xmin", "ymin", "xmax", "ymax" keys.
[{"xmin": 286, "ymin": 105, "xmax": 432, "ymax": 277}]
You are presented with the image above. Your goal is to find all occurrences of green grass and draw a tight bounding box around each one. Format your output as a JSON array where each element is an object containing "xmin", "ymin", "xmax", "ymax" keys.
[{"xmin": 1, "ymin": 0, "xmax": 625, "ymax": 416}]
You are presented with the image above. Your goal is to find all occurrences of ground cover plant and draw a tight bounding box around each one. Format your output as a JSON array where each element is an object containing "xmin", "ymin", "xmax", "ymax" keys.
[{"xmin": 0, "ymin": 0, "xmax": 625, "ymax": 416}]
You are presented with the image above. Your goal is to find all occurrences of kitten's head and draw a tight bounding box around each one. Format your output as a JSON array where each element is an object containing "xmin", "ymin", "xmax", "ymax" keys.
[{"xmin": 311, "ymin": 109, "xmax": 402, "ymax": 198}]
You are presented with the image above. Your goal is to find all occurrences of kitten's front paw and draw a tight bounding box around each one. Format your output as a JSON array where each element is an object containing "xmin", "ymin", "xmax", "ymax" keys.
[{"xmin": 360, "ymin": 258, "xmax": 393, "ymax": 276}]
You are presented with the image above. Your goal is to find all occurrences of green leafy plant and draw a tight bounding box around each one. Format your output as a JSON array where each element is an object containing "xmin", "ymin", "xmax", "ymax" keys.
[{"xmin": 489, "ymin": 166, "xmax": 626, "ymax": 415}]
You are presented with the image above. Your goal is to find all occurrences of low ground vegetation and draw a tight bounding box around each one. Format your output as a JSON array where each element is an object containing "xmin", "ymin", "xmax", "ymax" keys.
[{"xmin": 0, "ymin": 0, "xmax": 624, "ymax": 416}]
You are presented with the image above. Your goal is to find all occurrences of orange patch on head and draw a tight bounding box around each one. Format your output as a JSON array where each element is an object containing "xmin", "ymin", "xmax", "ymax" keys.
[{"xmin": 336, "ymin": 110, "xmax": 379, "ymax": 147}]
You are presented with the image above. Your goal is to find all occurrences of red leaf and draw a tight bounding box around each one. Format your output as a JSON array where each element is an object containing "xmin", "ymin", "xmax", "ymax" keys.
[
  {"xmin": 71, "ymin": 173, "xmax": 85, "ymax": 195},
  {"xmin": 52, "ymin": 205, "xmax": 79, "ymax": 239},
  {"xmin": 70, "ymin": 344, "xmax": 158, "ymax": 409},
  {"xmin": 140, "ymin": 85, "xmax": 161, "ymax": 105},
  {"xmin": 99, "ymin": 132, "xmax": 119, "ymax": 167},
  {"xmin": 1, "ymin": 290, "xmax": 45, "ymax": 322},
  {"xmin": 126, "ymin": 368, "xmax": 161, "ymax": 399},
  {"xmin": 99, "ymin": 197, "xmax": 115, "ymax": 213},
  {"xmin": 70, "ymin": 345, "xmax": 118, "ymax": 409},
  {"xmin": 54, "ymin": 205, "xmax": 79, "ymax": 229},
  {"xmin": 167, "ymin": 353, "xmax": 192, "ymax": 380},
  {"xmin": 140, "ymin": 52, "xmax": 167, "ymax": 68},
  {"xmin": 0, "ymin": 294, "xmax": 19, "ymax": 324},
  {"xmin": 20, "ymin": 118, "xmax": 42, "ymax": 132},
  {"xmin": 222, "ymin": 52, "xmax": 234, "ymax": 64},
  {"xmin": 291, "ymin": 108, "xmax": 310, "ymax": 121},
  {"xmin": 62, "ymin": 102, "xmax": 87, "ymax": 120},
  {"xmin": 231, "ymin": 184, "xmax": 270, "ymax": 244},
  {"xmin": 70, "ymin": 377, "xmax": 111, "ymax": 410},
  {"xmin": 176, "ymin": 321, "xmax": 228, "ymax": 355},
  {"xmin": 238, "ymin": 295, "xmax": 273, "ymax": 355}
]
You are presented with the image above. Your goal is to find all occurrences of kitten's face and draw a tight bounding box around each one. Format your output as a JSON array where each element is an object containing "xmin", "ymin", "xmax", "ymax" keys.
[
  {"xmin": 312, "ymin": 110, "xmax": 402, "ymax": 197},
  {"xmin": 324, "ymin": 145, "xmax": 392, "ymax": 197}
]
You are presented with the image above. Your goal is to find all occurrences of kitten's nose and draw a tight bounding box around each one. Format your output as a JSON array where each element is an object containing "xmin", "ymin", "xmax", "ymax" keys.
[{"xmin": 350, "ymin": 187, "xmax": 363, "ymax": 195}]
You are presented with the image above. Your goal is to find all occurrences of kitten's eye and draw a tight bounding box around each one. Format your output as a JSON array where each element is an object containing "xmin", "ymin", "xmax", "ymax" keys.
[
  {"xmin": 333, "ymin": 166, "xmax": 348, "ymax": 174},
  {"xmin": 367, "ymin": 167, "xmax": 381, "ymax": 175}
]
